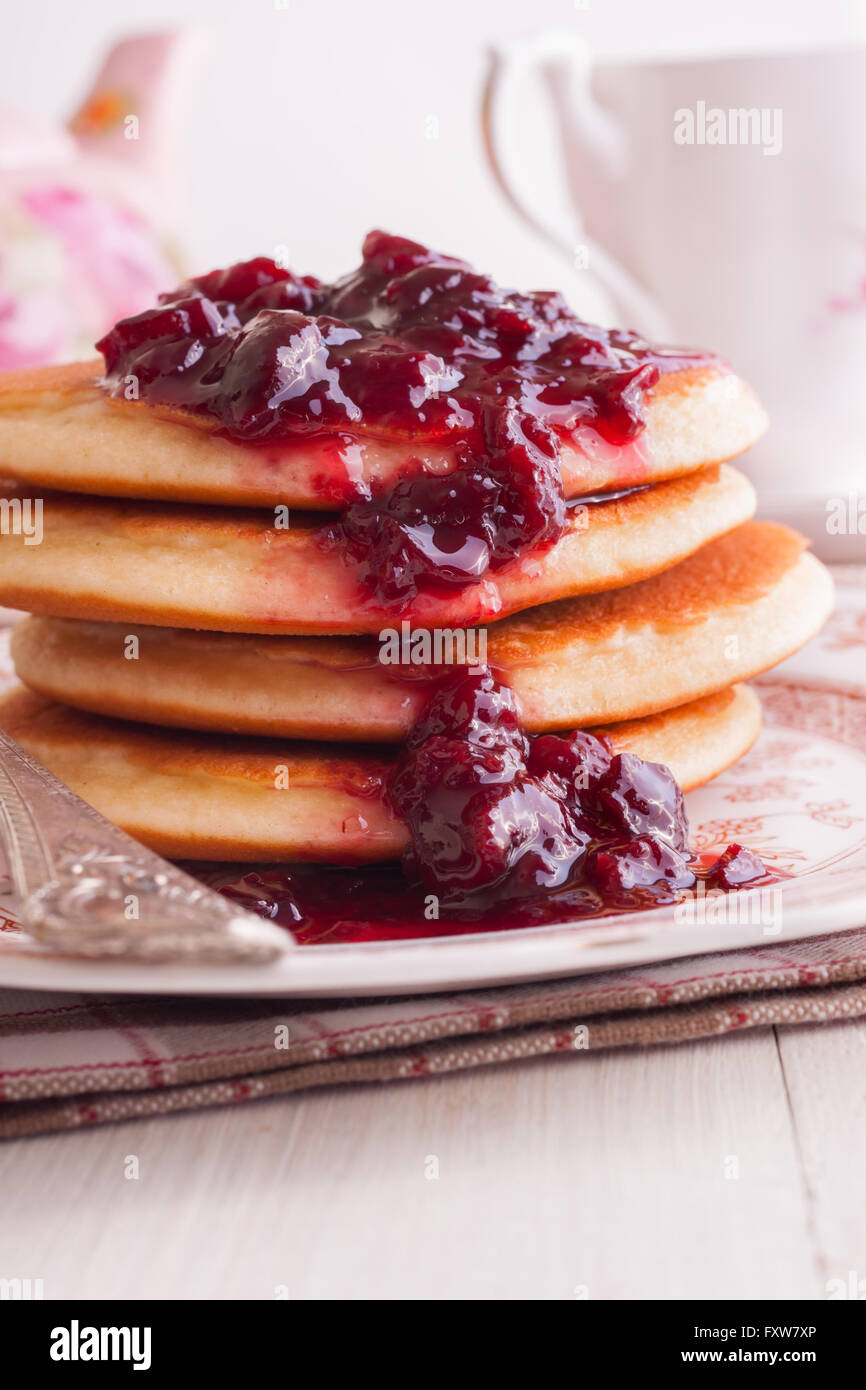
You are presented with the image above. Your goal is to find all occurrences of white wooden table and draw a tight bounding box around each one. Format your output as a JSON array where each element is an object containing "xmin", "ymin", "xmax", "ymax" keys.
[{"xmin": 1, "ymin": 1014, "xmax": 863, "ymax": 1300}]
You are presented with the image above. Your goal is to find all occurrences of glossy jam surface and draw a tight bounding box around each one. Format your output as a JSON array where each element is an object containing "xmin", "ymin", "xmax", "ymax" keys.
[
  {"xmin": 387, "ymin": 667, "xmax": 696, "ymax": 901},
  {"xmin": 217, "ymin": 852, "xmax": 775, "ymax": 945},
  {"xmin": 98, "ymin": 232, "xmax": 715, "ymax": 608},
  {"xmin": 218, "ymin": 668, "xmax": 768, "ymax": 941},
  {"xmin": 97, "ymin": 231, "xmax": 712, "ymax": 448}
]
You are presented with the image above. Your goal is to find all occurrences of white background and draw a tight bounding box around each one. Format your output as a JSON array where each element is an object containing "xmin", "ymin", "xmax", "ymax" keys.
[{"xmin": 2, "ymin": 0, "xmax": 864, "ymax": 293}]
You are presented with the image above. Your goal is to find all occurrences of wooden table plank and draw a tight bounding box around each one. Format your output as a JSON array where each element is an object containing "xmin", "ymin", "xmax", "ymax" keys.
[
  {"xmin": 0, "ymin": 1028, "xmax": 822, "ymax": 1300},
  {"xmin": 775, "ymin": 1018, "xmax": 866, "ymax": 1297}
]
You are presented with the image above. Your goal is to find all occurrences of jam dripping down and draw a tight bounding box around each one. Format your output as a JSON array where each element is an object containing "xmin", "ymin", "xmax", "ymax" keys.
[
  {"xmin": 97, "ymin": 232, "xmax": 716, "ymax": 609},
  {"xmin": 219, "ymin": 668, "xmax": 768, "ymax": 940},
  {"xmin": 386, "ymin": 666, "xmax": 764, "ymax": 901}
]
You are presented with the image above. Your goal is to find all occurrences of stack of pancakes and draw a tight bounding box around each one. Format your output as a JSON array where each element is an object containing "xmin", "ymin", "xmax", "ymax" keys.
[{"xmin": 0, "ymin": 270, "xmax": 833, "ymax": 871}]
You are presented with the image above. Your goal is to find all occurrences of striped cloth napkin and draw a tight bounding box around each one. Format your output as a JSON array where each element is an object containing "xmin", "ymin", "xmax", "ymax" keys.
[{"xmin": 2, "ymin": 926, "xmax": 866, "ymax": 1139}]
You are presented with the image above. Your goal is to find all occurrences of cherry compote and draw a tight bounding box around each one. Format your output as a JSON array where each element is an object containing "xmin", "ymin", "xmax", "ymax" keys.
[
  {"xmin": 98, "ymin": 232, "xmax": 715, "ymax": 609},
  {"xmin": 387, "ymin": 666, "xmax": 699, "ymax": 902},
  {"xmin": 218, "ymin": 668, "xmax": 769, "ymax": 939}
]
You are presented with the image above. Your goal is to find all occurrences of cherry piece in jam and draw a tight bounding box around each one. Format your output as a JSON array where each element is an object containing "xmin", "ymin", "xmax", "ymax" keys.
[
  {"xmin": 586, "ymin": 836, "xmax": 695, "ymax": 896},
  {"xmin": 97, "ymin": 232, "xmax": 716, "ymax": 609},
  {"xmin": 704, "ymin": 842, "xmax": 768, "ymax": 890},
  {"xmin": 594, "ymin": 752, "xmax": 689, "ymax": 851}
]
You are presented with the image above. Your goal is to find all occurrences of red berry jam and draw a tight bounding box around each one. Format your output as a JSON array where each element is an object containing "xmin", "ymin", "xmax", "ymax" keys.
[
  {"xmin": 97, "ymin": 232, "xmax": 715, "ymax": 609},
  {"xmin": 217, "ymin": 667, "xmax": 768, "ymax": 939},
  {"xmin": 705, "ymin": 842, "xmax": 768, "ymax": 889},
  {"xmin": 386, "ymin": 666, "xmax": 698, "ymax": 902}
]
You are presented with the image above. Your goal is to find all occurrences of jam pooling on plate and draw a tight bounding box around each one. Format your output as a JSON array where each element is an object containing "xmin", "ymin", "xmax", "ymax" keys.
[
  {"xmin": 217, "ymin": 848, "xmax": 773, "ymax": 944},
  {"xmin": 97, "ymin": 231, "xmax": 716, "ymax": 609},
  {"xmin": 218, "ymin": 667, "xmax": 768, "ymax": 941}
]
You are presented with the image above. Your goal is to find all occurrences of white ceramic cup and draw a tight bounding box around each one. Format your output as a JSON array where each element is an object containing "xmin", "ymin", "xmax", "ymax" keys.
[{"xmin": 483, "ymin": 34, "xmax": 866, "ymax": 556}]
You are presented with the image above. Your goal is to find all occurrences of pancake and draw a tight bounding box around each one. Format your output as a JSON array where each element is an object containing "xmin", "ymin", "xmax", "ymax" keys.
[
  {"xmin": 0, "ymin": 684, "xmax": 762, "ymax": 862},
  {"xmin": 10, "ymin": 523, "xmax": 832, "ymax": 740},
  {"xmin": 0, "ymin": 464, "xmax": 755, "ymax": 635},
  {"xmin": 0, "ymin": 360, "xmax": 767, "ymax": 508}
]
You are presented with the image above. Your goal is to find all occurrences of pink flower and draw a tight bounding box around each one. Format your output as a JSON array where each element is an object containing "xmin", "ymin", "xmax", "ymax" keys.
[
  {"xmin": 0, "ymin": 288, "xmax": 69, "ymax": 370},
  {"xmin": 23, "ymin": 184, "xmax": 174, "ymax": 327}
]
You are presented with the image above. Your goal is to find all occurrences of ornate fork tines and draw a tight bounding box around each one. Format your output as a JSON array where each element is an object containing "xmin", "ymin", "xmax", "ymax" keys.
[{"xmin": 0, "ymin": 728, "xmax": 291, "ymax": 964}]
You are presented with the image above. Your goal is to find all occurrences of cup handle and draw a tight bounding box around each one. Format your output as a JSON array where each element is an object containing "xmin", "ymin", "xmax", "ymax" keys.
[{"xmin": 481, "ymin": 30, "xmax": 672, "ymax": 340}]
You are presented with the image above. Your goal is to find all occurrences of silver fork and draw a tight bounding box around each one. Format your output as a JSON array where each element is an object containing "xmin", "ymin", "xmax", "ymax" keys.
[{"xmin": 0, "ymin": 726, "xmax": 291, "ymax": 964}]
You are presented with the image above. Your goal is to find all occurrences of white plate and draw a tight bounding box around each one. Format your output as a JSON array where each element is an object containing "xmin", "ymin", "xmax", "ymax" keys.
[{"xmin": 0, "ymin": 583, "xmax": 864, "ymax": 997}]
